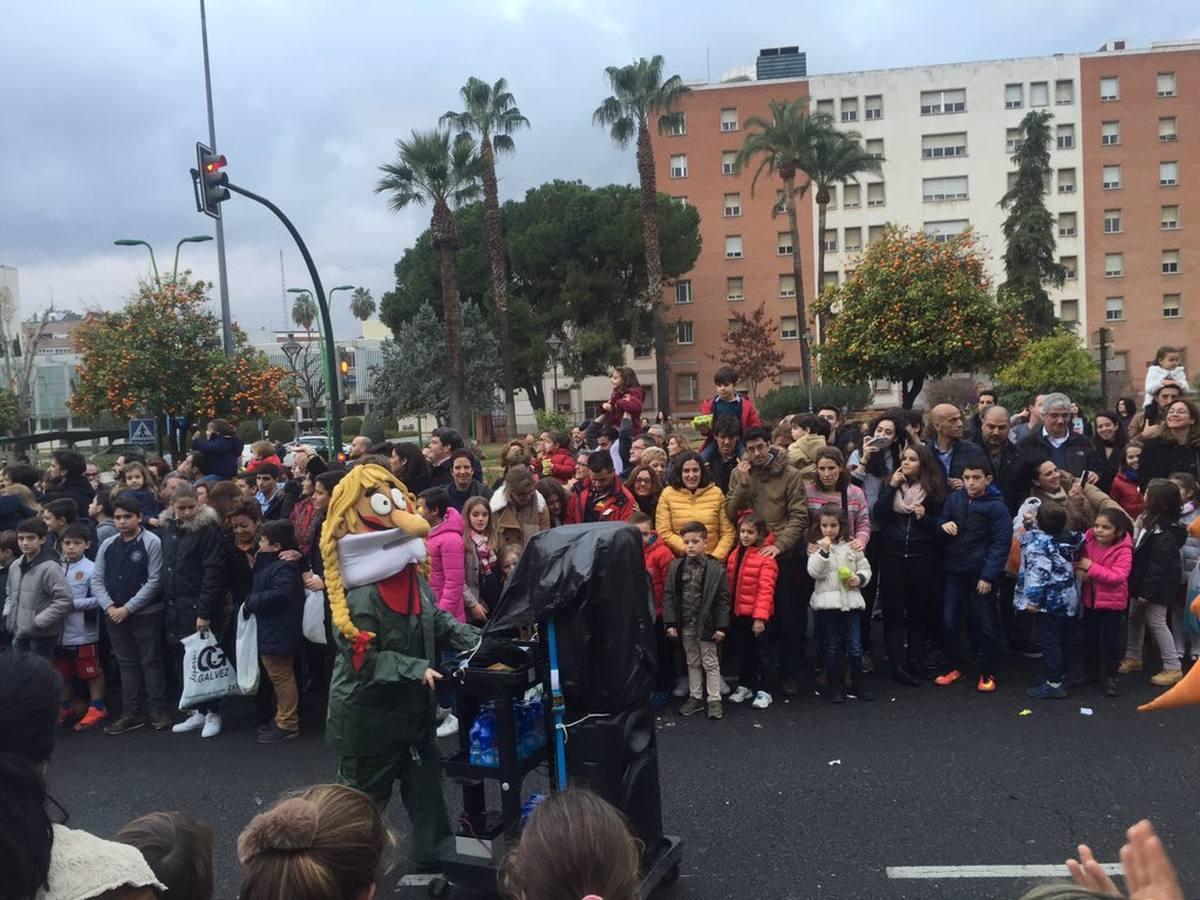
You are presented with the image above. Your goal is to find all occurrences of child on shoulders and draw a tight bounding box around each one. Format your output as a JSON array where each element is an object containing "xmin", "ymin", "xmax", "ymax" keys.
[{"xmin": 696, "ymin": 366, "xmax": 762, "ymax": 463}]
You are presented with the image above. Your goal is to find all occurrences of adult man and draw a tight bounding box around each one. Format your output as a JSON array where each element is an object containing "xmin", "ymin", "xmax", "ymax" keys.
[
  {"xmin": 426, "ymin": 427, "xmax": 463, "ymax": 488},
  {"xmin": 1130, "ymin": 381, "xmax": 1184, "ymax": 437},
  {"xmin": 1009, "ymin": 395, "xmax": 1044, "ymax": 445},
  {"xmin": 160, "ymin": 473, "xmax": 190, "ymax": 509},
  {"xmin": 925, "ymin": 404, "xmax": 985, "ymax": 490},
  {"xmin": 710, "ymin": 416, "xmax": 743, "ymax": 494},
  {"xmin": 566, "ymin": 450, "xmax": 636, "ymax": 525},
  {"xmin": 969, "ymin": 389, "xmax": 997, "ymax": 440},
  {"xmin": 1017, "ymin": 393, "xmax": 1101, "ymax": 481},
  {"xmin": 490, "ymin": 467, "xmax": 550, "ymax": 549},
  {"xmin": 42, "ymin": 450, "xmax": 94, "ymax": 512},
  {"xmin": 446, "ymin": 448, "xmax": 492, "ymax": 512},
  {"xmin": 726, "ymin": 426, "xmax": 809, "ymax": 694},
  {"xmin": 347, "ymin": 435, "xmax": 372, "ymax": 461},
  {"xmin": 254, "ymin": 463, "xmax": 294, "ymax": 521},
  {"xmin": 816, "ymin": 404, "xmax": 855, "ymax": 448}
]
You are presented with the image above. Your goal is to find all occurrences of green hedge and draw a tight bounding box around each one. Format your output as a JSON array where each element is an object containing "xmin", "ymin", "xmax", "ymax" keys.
[
  {"xmin": 757, "ymin": 384, "xmax": 874, "ymax": 423},
  {"xmin": 267, "ymin": 419, "xmax": 295, "ymax": 443},
  {"xmin": 341, "ymin": 416, "xmax": 364, "ymax": 438},
  {"xmin": 236, "ymin": 421, "xmax": 261, "ymax": 444}
]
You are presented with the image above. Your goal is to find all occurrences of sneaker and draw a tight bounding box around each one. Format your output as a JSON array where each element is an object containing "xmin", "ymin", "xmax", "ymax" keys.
[
  {"xmin": 934, "ymin": 669, "xmax": 963, "ymax": 686},
  {"xmin": 718, "ymin": 677, "xmax": 731, "ymax": 697},
  {"xmin": 1118, "ymin": 658, "xmax": 1143, "ymax": 674},
  {"xmin": 707, "ymin": 700, "xmax": 724, "ymax": 720},
  {"xmin": 976, "ymin": 675, "xmax": 997, "ymax": 693},
  {"xmin": 256, "ymin": 721, "xmax": 274, "ymax": 734},
  {"xmin": 149, "ymin": 710, "xmax": 175, "ymax": 731},
  {"xmin": 256, "ymin": 724, "xmax": 299, "ymax": 744},
  {"xmin": 104, "ymin": 713, "xmax": 146, "ymax": 736},
  {"xmin": 671, "ymin": 676, "xmax": 689, "ymax": 698},
  {"xmin": 751, "ymin": 690, "xmax": 773, "ymax": 709},
  {"xmin": 678, "ymin": 697, "xmax": 705, "ymax": 717},
  {"xmin": 74, "ymin": 706, "xmax": 109, "ymax": 732},
  {"xmin": 172, "ymin": 710, "xmax": 206, "ymax": 734},
  {"xmin": 1026, "ymin": 680, "xmax": 1067, "ymax": 699},
  {"xmin": 201, "ymin": 712, "xmax": 222, "ymax": 738},
  {"xmin": 435, "ymin": 705, "xmax": 451, "ymax": 724},
  {"xmin": 436, "ymin": 713, "xmax": 459, "ymax": 739},
  {"xmin": 728, "ymin": 685, "xmax": 754, "ymax": 704},
  {"xmin": 1150, "ymin": 669, "xmax": 1183, "ymax": 687}
]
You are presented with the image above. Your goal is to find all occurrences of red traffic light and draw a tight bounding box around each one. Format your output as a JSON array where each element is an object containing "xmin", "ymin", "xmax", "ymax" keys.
[{"xmin": 203, "ymin": 154, "xmax": 227, "ymax": 174}]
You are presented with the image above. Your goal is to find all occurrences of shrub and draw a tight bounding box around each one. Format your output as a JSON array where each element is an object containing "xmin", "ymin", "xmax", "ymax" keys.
[
  {"xmin": 236, "ymin": 420, "xmax": 261, "ymax": 444},
  {"xmin": 359, "ymin": 413, "xmax": 388, "ymax": 445},
  {"xmin": 267, "ymin": 419, "xmax": 295, "ymax": 444},
  {"xmin": 534, "ymin": 409, "xmax": 574, "ymax": 435},
  {"xmin": 757, "ymin": 383, "xmax": 874, "ymax": 424},
  {"xmin": 341, "ymin": 416, "xmax": 364, "ymax": 438}
]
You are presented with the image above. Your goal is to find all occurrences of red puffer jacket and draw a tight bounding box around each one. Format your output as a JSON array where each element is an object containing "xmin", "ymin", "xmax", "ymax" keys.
[
  {"xmin": 546, "ymin": 447, "xmax": 576, "ymax": 483},
  {"xmin": 642, "ymin": 536, "xmax": 675, "ymax": 619},
  {"xmin": 725, "ymin": 536, "xmax": 778, "ymax": 621}
]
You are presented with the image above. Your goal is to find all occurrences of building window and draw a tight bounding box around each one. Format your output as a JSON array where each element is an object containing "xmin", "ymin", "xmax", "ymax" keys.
[
  {"xmin": 777, "ymin": 231, "xmax": 793, "ymax": 256},
  {"xmin": 1056, "ymin": 124, "xmax": 1075, "ymax": 150},
  {"xmin": 825, "ymin": 185, "xmax": 838, "ymax": 210},
  {"xmin": 1102, "ymin": 165, "xmax": 1122, "ymax": 190},
  {"xmin": 1162, "ymin": 205, "xmax": 1180, "ymax": 230},
  {"xmin": 726, "ymin": 276, "xmax": 744, "ymax": 302},
  {"xmin": 721, "ymin": 151, "xmax": 737, "ymax": 175},
  {"xmin": 923, "ymin": 175, "xmax": 969, "ymax": 201},
  {"xmin": 1102, "ymin": 209, "xmax": 1121, "ymax": 233},
  {"xmin": 664, "ymin": 114, "xmax": 686, "ymax": 136},
  {"xmin": 720, "ymin": 108, "xmax": 739, "ymax": 132},
  {"xmin": 1058, "ymin": 212, "xmax": 1078, "ymax": 237},
  {"xmin": 1164, "ymin": 294, "xmax": 1181, "ymax": 318},
  {"xmin": 1160, "ymin": 161, "xmax": 1179, "ymax": 186},
  {"xmin": 822, "ymin": 229, "xmax": 838, "ymax": 252},
  {"xmin": 1004, "ymin": 83, "xmax": 1023, "ymax": 109},
  {"xmin": 632, "ymin": 345, "xmax": 651, "ymax": 359},
  {"xmin": 841, "ymin": 98, "xmax": 858, "ymax": 122},
  {"xmin": 724, "ymin": 235, "xmax": 743, "ymax": 259},
  {"xmin": 1107, "ymin": 351, "xmax": 1128, "ymax": 374},
  {"xmin": 924, "ymin": 219, "xmax": 969, "ymax": 243},
  {"xmin": 780, "ymin": 316, "xmax": 799, "ymax": 340},
  {"xmin": 816, "ymin": 99, "xmax": 834, "ymax": 117},
  {"xmin": 779, "ymin": 274, "xmax": 796, "ymax": 297},
  {"xmin": 1158, "ymin": 116, "xmax": 1178, "ymax": 142},
  {"xmin": 1055, "ymin": 79, "xmax": 1075, "ymax": 105},
  {"xmin": 843, "ymin": 184, "xmax": 861, "ymax": 208},
  {"xmin": 866, "ymin": 138, "xmax": 884, "ymax": 159},
  {"xmin": 1163, "ymin": 249, "xmax": 1180, "ymax": 275},
  {"xmin": 781, "ymin": 370, "xmax": 803, "ymax": 387},
  {"xmin": 1101, "ymin": 121, "xmax": 1120, "ymax": 145},
  {"xmin": 676, "ymin": 373, "xmax": 699, "ymax": 403},
  {"xmin": 1030, "ymin": 81, "xmax": 1049, "ymax": 107},
  {"xmin": 921, "ymin": 132, "xmax": 967, "ymax": 158},
  {"xmin": 773, "ymin": 189, "xmax": 788, "ymax": 214},
  {"xmin": 1104, "ymin": 252, "xmax": 1123, "ymax": 277},
  {"xmin": 1061, "ymin": 255, "xmax": 1078, "ymax": 279},
  {"xmin": 1007, "ymin": 171, "xmax": 1020, "ymax": 192},
  {"xmin": 822, "ymin": 271, "xmax": 840, "ymax": 287},
  {"xmin": 844, "ymin": 227, "xmax": 863, "ymax": 252},
  {"xmin": 1059, "ymin": 298, "xmax": 1079, "ymax": 322},
  {"xmin": 1157, "ymin": 72, "xmax": 1177, "ymax": 98},
  {"xmin": 867, "ymin": 182, "xmax": 886, "ymax": 207},
  {"xmin": 865, "ymin": 94, "xmax": 883, "ymax": 119},
  {"xmin": 1105, "ymin": 297, "xmax": 1124, "ymax": 321},
  {"xmin": 1006, "ymin": 127, "xmax": 1024, "ymax": 154},
  {"xmin": 920, "ymin": 88, "xmax": 966, "ymax": 115},
  {"xmin": 723, "ymin": 192, "xmax": 742, "ymax": 217},
  {"xmin": 1100, "ymin": 76, "xmax": 1119, "ymax": 101},
  {"xmin": 868, "ymin": 224, "xmax": 886, "ymax": 245},
  {"xmin": 676, "ymin": 321, "xmax": 694, "ymax": 345},
  {"xmin": 669, "ymin": 154, "xmax": 688, "ymax": 178},
  {"xmin": 1058, "ymin": 168, "xmax": 1076, "ymax": 194},
  {"xmin": 675, "ymin": 280, "xmax": 693, "ymax": 304}
]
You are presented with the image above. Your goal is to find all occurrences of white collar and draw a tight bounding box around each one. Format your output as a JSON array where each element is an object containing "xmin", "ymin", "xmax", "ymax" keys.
[
  {"xmin": 337, "ymin": 529, "xmax": 427, "ymax": 589},
  {"xmin": 1043, "ymin": 428, "xmax": 1070, "ymax": 448}
]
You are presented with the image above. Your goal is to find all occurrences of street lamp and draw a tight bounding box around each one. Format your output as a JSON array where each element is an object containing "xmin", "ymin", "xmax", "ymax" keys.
[
  {"xmin": 329, "ymin": 285, "xmax": 355, "ymax": 306},
  {"xmin": 114, "ymin": 239, "xmax": 160, "ymax": 285},
  {"xmin": 172, "ymin": 235, "xmax": 213, "ymax": 281},
  {"xmin": 281, "ymin": 334, "xmax": 303, "ymax": 436},
  {"xmin": 288, "ymin": 287, "xmax": 332, "ymax": 444},
  {"xmin": 546, "ymin": 335, "xmax": 562, "ymax": 411}
]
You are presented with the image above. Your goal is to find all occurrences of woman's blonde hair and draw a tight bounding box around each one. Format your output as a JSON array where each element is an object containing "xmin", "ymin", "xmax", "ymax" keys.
[{"xmin": 238, "ymin": 784, "xmax": 396, "ymax": 900}]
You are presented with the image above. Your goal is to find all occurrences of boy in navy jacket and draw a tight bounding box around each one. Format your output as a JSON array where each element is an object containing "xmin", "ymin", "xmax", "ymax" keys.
[{"xmin": 935, "ymin": 459, "xmax": 1012, "ymax": 692}]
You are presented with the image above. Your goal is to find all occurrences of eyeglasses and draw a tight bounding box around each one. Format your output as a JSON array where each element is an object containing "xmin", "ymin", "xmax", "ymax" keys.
[
  {"xmin": 635, "ymin": 476, "xmax": 654, "ymax": 484},
  {"xmin": 1044, "ymin": 412, "xmax": 1071, "ymax": 420}
]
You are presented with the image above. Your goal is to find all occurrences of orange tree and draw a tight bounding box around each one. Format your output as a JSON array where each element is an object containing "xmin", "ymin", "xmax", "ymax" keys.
[
  {"xmin": 71, "ymin": 275, "xmax": 294, "ymax": 455},
  {"xmin": 815, "ymin": 226, "xmax": 1025, "ymax": 408}
]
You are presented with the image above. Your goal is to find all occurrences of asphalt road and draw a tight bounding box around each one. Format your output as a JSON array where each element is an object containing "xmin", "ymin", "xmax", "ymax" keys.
[{"xmin": 48, "ymin": 651, "xmax": 1200, "ymax": 900}]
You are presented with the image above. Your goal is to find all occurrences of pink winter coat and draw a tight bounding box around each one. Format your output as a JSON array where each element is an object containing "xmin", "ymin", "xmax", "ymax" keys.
[
  {"xmin": 427, "ymin": 507, "xmax": 467, "ymax": 622},
  {"xmin": 1079, "ymin": 528, "xmax": 1133, "ymax": 612}
]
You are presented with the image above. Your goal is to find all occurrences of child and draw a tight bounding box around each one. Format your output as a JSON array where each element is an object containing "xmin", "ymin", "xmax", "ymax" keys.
[
  {"xmin": 243, "ymin": 519, "xmax": 305, "ymax": 743},
  {"xmin": 482, "ymin": 543, "xmax": 522, "ymax": 611},
  {"xmin": 1014, "ymin": 502, "xmax": 1084, "ymax": 699},
  {"xmin": 725, "ymin": 512, "xmax": 777, "ymax": 709},
  {"xmin": 56, "ymin": 522, "xmax": 107, "ymax": 730},
  {"xmin": 1171, "ymin": 472, "xmax": 1200, "ymax": 664},
  {"xmin": 245, "ymin": 439, "xmax": 284, "ymax": 474},
  {"xmin": 1121, "ymin": 479, "xmax": 1187, "ymax": 686},
  {"xmin": 1078, "ymin": 508, "xmax": 1134, "ymax": 697},
  {"xmin": 0, "ymin": 530, "xmax": 16, "ymax": 649},
  {"xmin": 254, "ymin": 464, "xmax": 293, "ymax": 522},
  {"xmin": 1109, "ymin": 443, "xmax": 1145, "ymax": 522},
  {"xmin": 115, "ymin": 811, "xmax": 214, "ymax": 900},
  {"xmin": 599, "ymin": 366, "xmax": 645, "ymax": 436},
  {"xmin": 787, "ymin": 415, "xmax": 832, "ymax": 479},
  {"xmin": 633, "ymin": 510, "xmax": 676, "ymax": 708},
  {"xmin": 807, "ymin": 504, "xmax": 873, "ymax": 703},
  {"xmin": 663, "ymin": 520, "xmax": 730, "ymax": 720},
  {"xmin": 540, "ymin": 432, "xmax": 576, "ymax": 484},
  {"xmin": 2, "ymin": 517, "xmax": 72, "ymax": 659},
  {"xmin": 936, "ymin": 459, "xmax": 1012, "ymax": 692},
  {"xmin": 93, "ymin": 492, "xmax": 168, "ymax": 734},
  {"xmin": 696, "ymin": 365, "xmax": 762, "ymax": 462},
  {"xmin": 462, "ymin": 496, "xmax": 497, "ymax": 624},
  {"xmin": 1143, "ymin": 345, "xmax": 1188, "ymax": 408},
  {"xmin": 120, "ymin": 460, "xmax": 163, "ymax": 522},
  {"xmin": 41, "ymin": 497, "xmax": 78, "ymax": 557},
  {"xmin": 418, "ymin": 487, "xmax": 466, "ymax": 623}
]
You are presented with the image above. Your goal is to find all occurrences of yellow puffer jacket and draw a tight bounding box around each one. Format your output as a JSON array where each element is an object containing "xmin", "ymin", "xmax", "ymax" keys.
[{"xmin": 656, "ymin": 483, "xmax": 736, "ymax": 561}]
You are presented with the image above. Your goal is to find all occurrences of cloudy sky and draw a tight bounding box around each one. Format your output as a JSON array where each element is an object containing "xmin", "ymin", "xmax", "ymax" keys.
[{"xmin": 2, "ymin": 0, "xmax": 1197, "ymax": 337}]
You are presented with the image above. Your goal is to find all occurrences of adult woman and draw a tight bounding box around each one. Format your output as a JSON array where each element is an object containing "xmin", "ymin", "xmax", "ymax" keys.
[
  {"xmin": 656, "ymin": 451, "xmax": 735, "ymax": 561},
  {"xmin": 289, "ymin": 468, "xmax": 320, "ymax": 557},
  {"xmin": 1116, "ymin": 397, "xmax": 1139, "ymax": 434},
  {"xmin": 872, "ymin": 444, "xmax": 947, "ymax": 686},
  {"xmin": 666, "ymin": 433, "xmax": 692, "ymax": 462},
  {"xmin": 492, "ymin": 441, "xmax": 532, "ymax": 491},
  {"xmin": 535, "ymin": 478, "xmax": 570, "ymax": 528},
  {"xmin": 190, "ymin": 418, "xmax": 243, "ymax": 479},
  {"xmin": 1139, "ymin": 399, "xmax": 1200, "ymax": 483},
  {"xmin": 1027, "ymin": 459, "xmax": 1127, "ymax": 533},
  {"xmin": 389, "ymin": 442, "xmax": 431, "ymax": 495},
  {"xmin": 601, "ymin": 366, "xmax": 644, "ymax": 435},
  {"xmin": 805, "ymin": 447, "xmax": 871, "ymax": 550},
  {"xmin": 641, "ymin": 446, "xmax": 668, "ymax": 484},
  {"xmin": 625, "ymin": 463, "xmax": 662, "ymax": 523},
  {"xmin": 1092, "ymin": 410, "xmax": 1129, "ymax": 493}
]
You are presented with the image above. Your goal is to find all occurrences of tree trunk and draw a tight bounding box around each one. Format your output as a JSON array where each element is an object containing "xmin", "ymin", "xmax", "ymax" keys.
[
  {"xmin": 480, "ymin": 140, "xmax": 519, "ymax": 438},
  {"xmin": 783, "ymin": 171, "xmax": 812, "ymax": 390},
  {"xmin": 432, "ymin": 203, "xmax": 468, "ymax": 434},
  {"xmin": 636, "ymin": 123, "xmax": 670, "ymax": 421},
  {"xmin": 901, "ymin": 376, "xmax": 924, "ymax": 409},
  {"xmin": 815, "ymin": 189, "xmax": 828, "ymax": 348}
]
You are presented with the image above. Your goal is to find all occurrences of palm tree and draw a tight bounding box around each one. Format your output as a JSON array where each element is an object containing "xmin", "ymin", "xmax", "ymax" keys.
[
  {"xmin": 349, "ymin": 287, "xmax": 376, "ymax": 322},
  {"xmin": 735, "ymin": 99, "xmax": 835, "ymax": 389},
  {"xmin": 291, "ymin": 292, "xmax": 317, "ymax": 333},
  {"xmin": 594, "ymin": 56, "xmax": 689, "ymax": 420},
  {"xmin": 442, "ymin": 77, "xmax": 529, "ymax": 433},
  {"xmin": 376, "ymin": 130, "xmax": 482, "ymax": 433}
]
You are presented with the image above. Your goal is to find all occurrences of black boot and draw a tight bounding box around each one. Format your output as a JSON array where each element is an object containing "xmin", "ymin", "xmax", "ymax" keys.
[
  {"xmin": 892, "ymin": 661, "xmax": 921, "ymax": 687},
  {"xmin": 850, "ymin": 659, "xmax": 875, "ymax": 701},
  {"xmin": 824, "ymin": 655, "xmax": 845, "ymax": 704}
]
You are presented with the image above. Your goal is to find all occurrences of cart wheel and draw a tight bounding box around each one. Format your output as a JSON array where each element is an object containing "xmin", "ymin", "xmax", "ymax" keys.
[
  {"xmin": 427, "ymin": 876, "xmax": 450, "ymax": 898},
  {"xmin": 662, "ymin": 864, "xmax": 681, "ymax": 885}
]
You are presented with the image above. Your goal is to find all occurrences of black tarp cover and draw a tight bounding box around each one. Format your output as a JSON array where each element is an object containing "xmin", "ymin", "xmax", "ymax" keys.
[{"xmin": 482, "ymin": 523, "xmax": 655, "ymax": 713}]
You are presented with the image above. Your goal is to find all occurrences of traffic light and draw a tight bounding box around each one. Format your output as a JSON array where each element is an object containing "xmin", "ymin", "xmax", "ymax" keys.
[
  {"xmin": 338, "ymin": 348, "xmax": 354, "ymax": 398},
  {"xmin": 195, "ymin": 141, "xmax": 229, "ymax": 220}
]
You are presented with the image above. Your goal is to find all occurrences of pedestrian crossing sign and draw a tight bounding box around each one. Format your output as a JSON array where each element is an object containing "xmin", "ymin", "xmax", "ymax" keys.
[{"xmin": 128, "ymin": 418, "xmax": 156, "ymax": 446}]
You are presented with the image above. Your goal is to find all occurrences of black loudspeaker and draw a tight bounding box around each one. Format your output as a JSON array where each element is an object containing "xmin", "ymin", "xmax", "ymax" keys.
[{"xmin": 564, "ymin": 708, "xmax": 664, "ymax": 855}]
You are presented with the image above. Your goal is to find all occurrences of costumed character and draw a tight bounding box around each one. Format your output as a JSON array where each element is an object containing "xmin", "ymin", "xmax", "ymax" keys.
[
  {"xmin": 322, "ymin": 464, "xmax": 480, "ymax": 868},
  {"xmin": 1139, "ymin": 592, "xmax": 1200, "ymax": 712}
]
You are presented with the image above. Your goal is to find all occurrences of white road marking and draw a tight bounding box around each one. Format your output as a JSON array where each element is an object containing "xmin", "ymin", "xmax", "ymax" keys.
[{"xmin": 886, "ymin": 864, "xmax": 1122, "ymax": 879}]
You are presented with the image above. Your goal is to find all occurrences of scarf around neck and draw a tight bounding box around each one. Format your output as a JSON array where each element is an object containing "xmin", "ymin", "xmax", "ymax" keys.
[{"xmin": 892, "ymin": 481, "xmax": 927, "ymax": 515}]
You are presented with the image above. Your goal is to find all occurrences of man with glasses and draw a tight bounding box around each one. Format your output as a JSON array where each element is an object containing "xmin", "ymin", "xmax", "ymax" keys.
[{"xmin": 1017, "ymin": 393, "xmax": 1101, "ymax": 482}]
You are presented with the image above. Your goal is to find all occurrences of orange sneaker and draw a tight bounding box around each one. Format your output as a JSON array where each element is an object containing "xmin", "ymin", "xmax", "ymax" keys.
[
  {"xmin": 977, "ymin": 675, "xmax": 997, "ymax": 693},
  {"xmin": 934, "ymin": 669, "xmax": 963, "ymax": 686},
  {"xmin": 74, "ymin": 706, "xmax": 109, "ymax": 732}
]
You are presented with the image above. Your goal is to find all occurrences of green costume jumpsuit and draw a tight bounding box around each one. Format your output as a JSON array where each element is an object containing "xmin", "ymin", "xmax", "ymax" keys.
[{"xmin": 327, "ymin": 577, "xmax": 480, "ymax": 867}]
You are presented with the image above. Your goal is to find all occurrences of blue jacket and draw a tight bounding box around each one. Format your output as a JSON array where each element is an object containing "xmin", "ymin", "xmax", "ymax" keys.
[
  {"xmin": 190, "ymin": 433, "xmax": 244, "ymax": 479},
  {"xmin": 1014, "ymin": 528, "xmax": 1084, "ymax": 616},
  {"xmin": 242, "ymin": 552, "xmax": 304, "ymax": 656},
  {"xmin": 939, "ymin": 485, "xmax": 1012, "ymax": 582}
]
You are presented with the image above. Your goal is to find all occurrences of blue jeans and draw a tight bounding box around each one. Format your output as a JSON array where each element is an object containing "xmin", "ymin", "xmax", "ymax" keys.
[
  {"xmin": 941, "ymin": 572, "xmax": 1002, "ymax": 676},
  {"xmin": 815, "ymin": 610, "xmax": 863, "ymax": 660},
  {"xmin": 14, "ymin": 636, "xmax": 56, "ymax": 659},
  {"xmin": 1038, "ymin": 613, "xmax": 1076, "ymax": 684}
]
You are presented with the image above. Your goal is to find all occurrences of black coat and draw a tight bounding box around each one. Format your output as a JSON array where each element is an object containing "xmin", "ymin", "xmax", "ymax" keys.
[
  {"xmin": 1139, "ymin": 437, "xmax": 1200, "ymax": 484},
  {"xmin": 159, "ymin": 506, "xmax": 227, "ymax": 643},
  {"xmin": 1131, "ymin": 523, "xmax": 1186, "ymax": 604},
  {"xmin": 873, "ymin": 483, "xmax": 943, "ymax": 558},
  {"xmin": 190, "ymin": 433, "xmax": 244, "ymax": 479},
  {"xmin": 243, "ymin": 552, "xmax": 304, "ymax": 656},
  {"xmin": 1018, "ymin": 429, "xmax": 1102, "ymax": 481},
  {"xmin": 261, "ymin": 489, "xmax": 294, "ymax": 522},
  {"xmin": 983, "ymin": 440, "xmax": 1025, "ymax": 516},
  {"xmin": 43, "ymin": 474, "xmax": 94, "ymax": 516},
  {"xmin": 0, "ymin": 495, "xmax": 34, "ymax": 532},
  {"xmin": 925, "ymin": 437, "xmax": 986, "ymax": 481}
]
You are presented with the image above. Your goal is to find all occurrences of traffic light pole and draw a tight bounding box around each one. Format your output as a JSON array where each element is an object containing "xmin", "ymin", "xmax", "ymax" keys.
[
  {"xmin": 223, "ymin": 181, "xmax": 342, "ymax": 453},
  {"xmin": 199, "ymin": 0, "xmax": 233, "ymax": 357}
]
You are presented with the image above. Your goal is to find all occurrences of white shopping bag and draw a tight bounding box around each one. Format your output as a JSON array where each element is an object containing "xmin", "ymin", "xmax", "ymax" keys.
[
  {"xmin": 235, "ymin": 604, "xmax": 260, "ymax": 695},
  {"xmin": 303, "ymin": 589, "xmax": 327, "ymax": 645},
  {"xmin": 179, "ymin": 629, "xmax": 237, "ymax": 709}
]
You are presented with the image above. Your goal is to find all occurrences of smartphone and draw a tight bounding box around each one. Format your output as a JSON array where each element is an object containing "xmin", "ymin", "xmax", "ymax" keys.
[{"xmin": 867, "ymin": 436, "xmax": 890, "ymax": 449}]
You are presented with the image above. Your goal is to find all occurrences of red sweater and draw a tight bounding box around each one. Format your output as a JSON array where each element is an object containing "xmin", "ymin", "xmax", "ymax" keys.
[
  {"xmin": 725, "ymin": 537, "xmax": 779, "ymax": 620},
  {"xmin": 542, "ymin": 447, "xmax": 576, "ymax": 483},
  {"xmin": 566, "ymin": 483, "xmax": 637, "ymax": 525},
  {"xmin": 643, "ymin": 536, "xmax": 674, "ymax": 618},
  {"xmin": 1110, "ymin": 472, "xmax": 1145, "ymax": 521}
]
